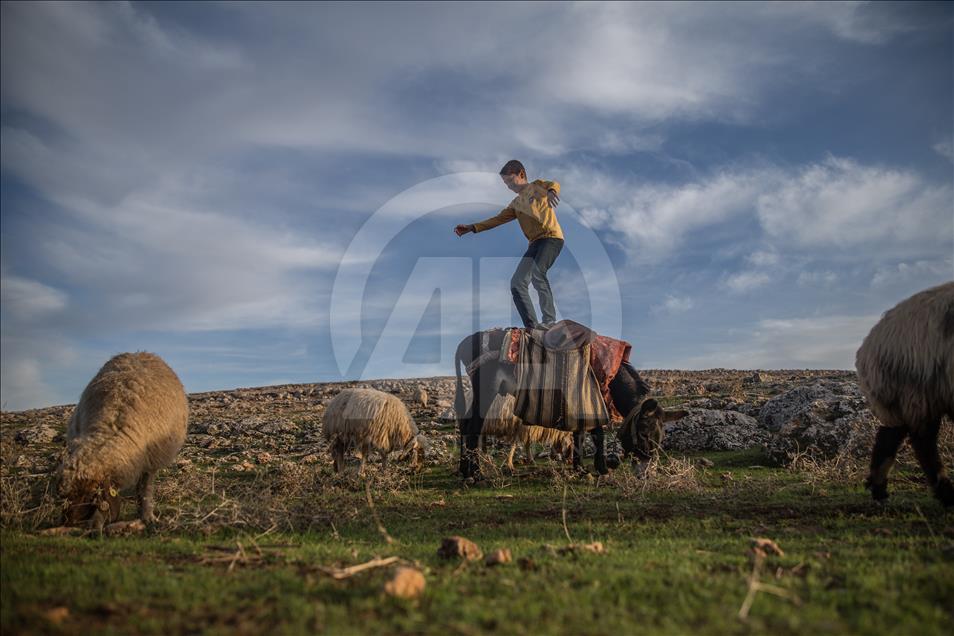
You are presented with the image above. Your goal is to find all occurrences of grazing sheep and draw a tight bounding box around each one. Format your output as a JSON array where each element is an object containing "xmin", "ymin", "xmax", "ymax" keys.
[
  {"xmin": 58, "ymin": 352, "xmax": 189, "ymax": 532},
  {"xmin": 856, "ymin": 281, "xmax": 954, "ymax": 507},
  {"xmin": 414, "ymin": 385, "xmax": 428, "ymax": 408},
  {"xmin": 481, "ymin": 394, "xmax": 573, "ymax": 471},
  {"xmin": 618, "ymin": 399, "xmax": 689, "ymax": 464},
  {"xmin": 323, "ymin": 388, "xmax": 425, "ymax": 475}
]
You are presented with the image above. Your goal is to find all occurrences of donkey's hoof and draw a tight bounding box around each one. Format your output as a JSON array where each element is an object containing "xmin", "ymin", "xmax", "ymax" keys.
[
  {"xmin": 865, "ymin": 477, "xmax": 889, "ymax": 502},
  {"xmin": 935, "ymin": 477, "xmax": 954, "ymax": 508}
]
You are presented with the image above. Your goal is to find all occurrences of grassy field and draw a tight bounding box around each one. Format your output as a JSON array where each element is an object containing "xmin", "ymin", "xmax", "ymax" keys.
[{"xmin": 2, "ymin": 446, "xmax": 953, "ymax": 636}]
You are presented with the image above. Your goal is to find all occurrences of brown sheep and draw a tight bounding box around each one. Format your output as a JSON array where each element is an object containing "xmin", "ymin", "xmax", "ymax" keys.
[
  {"xmin": 58, "ymin": 352, "xmax": 189, "ymax": 532},
  {"xmin": 856, "ymin": 281, "xmax": 954, "ymax": 506}
]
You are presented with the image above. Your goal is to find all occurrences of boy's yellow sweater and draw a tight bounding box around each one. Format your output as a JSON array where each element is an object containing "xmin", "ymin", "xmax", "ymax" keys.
[{"xmin": 472, "ymin": 179, "xmax": 564, "ymax": 242}]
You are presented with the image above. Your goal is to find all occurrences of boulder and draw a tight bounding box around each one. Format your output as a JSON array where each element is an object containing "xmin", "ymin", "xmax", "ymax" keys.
[
  {"xmin": 15, "ymin": 424, "xmax": 60, "ymax": 445},
  {"xmin": 759, "ymin": 380, "xmax": 878, "ymax": 465},
  {"xmin": 663, "ymin": 410, "xmax": 769, "ymax": 452},
  {"xmin": 759, "ymin": 380, "xmax": 864, "ymax": 432}
]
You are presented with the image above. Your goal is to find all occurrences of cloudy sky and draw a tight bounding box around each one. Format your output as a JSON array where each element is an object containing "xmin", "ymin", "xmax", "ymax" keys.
[{"xmin": 2, "ymin": 1, "xmax": 952, "ymax": 410}]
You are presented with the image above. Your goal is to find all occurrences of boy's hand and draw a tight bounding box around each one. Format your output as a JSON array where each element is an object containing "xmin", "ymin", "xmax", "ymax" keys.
[
  {"xmin": 547, "ymin": 189, "xmax": 560, "ymax": 209},
  {"xmin": 455, "ymin": 224, "xmax": 475, "ymax": 236}
]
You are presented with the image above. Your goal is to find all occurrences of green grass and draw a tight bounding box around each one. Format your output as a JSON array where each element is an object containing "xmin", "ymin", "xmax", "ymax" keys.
[{"xmin": 3, "ymin": 450, "xmax": 953, "ymax": 635}]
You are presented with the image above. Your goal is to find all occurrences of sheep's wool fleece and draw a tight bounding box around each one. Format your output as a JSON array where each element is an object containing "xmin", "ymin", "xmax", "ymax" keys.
[
  {"xmin": 483, "ymin": 394, "xmax": 572, "ymax": 447},
  {"xmin": 856, "ymin": 281, "xmax": 954, "ymax": 428},
  {"xmin": 64, "ymin": 352, "xmax": 189, "ymax": 491},
  {"xmin": 323, "ymin": 388, "xmax": 419, "ymax": 451}
]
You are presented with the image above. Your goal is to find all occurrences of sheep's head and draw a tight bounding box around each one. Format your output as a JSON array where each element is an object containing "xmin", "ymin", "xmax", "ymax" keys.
[
  {"xmin": 551, "ymin": 435, "xmax": 574, "ymax": 462},
  {"xmin": 58, "ymin": 470, "xmax": 122, "ymax": 531},
  {"xmin": 628, "ymin": 399, "xmax": 689, "ymax": 462},
  {"xmin": 400, "ymin": 434, "xmax": 427, "ymax": 472}
]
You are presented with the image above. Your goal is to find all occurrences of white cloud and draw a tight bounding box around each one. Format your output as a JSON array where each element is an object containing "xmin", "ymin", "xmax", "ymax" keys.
[
  {"xmin": 747, "ymin": 250, "xmax": 780, "ymax": 267},
  {"xmin": 1, "ymin": 273, "xmax": 68, "ymax": 320},
  {"xmin": 870, "ymin": 259, "xmax": 954, "ymax": 288},
  {"xmin": 757, "ymin": 156, "xmax": 953, "ymax": 249},
  {"xmin": 576, "ymin": 169, "xmax": 767, "ymax": 261},
  {"xmin": 724, "ymin": 271, "xmax": 772, "ymax": 294},
  {"xmin": 651, "ymin": 294, "xmax": 694, "ymax": 316},
  {"xmin": 571, "ymin": 156, "xmax": 952, "ymax": 263},
  {"xmin": 934, "ymin": 139, "xmax": 954, "ymax": 162},
  {"xmin": 797, "ymin": 270, "xmax": 839, "ymax": 288},
  {"xmin": 671, "ymin": 313, "xmax": 880, "ymax": 369}
]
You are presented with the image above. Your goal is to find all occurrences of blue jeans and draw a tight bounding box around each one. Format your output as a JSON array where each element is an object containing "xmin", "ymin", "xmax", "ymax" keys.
[{"xmin": 510, "ymin": 238, "xmax": 563, "ymax": 329}]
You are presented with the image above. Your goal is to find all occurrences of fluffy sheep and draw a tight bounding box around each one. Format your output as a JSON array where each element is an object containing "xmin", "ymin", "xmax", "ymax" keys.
[
  {"xmin": 480, "ymin": 394, "xmax": 573, "ymax": 471},
  {"xmin": 323, "ymin": 388, "xmax": 425, "ymax": 475},
  {"xmin": 413, "ymin": 385, "xmax": 428, "ymax": 408},
  {"xmin": 58, "ymin": 352, "xmax": 189, "ymax": 532},
  {"xmin": 856, "ymin": 281, "xmax": 954, "ymax": 507}
]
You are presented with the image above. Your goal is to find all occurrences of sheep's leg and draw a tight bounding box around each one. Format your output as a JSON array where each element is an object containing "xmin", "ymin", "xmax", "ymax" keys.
[
  {"xmin": 865, "ymin": 425, "xmax": 908, "ymax": 501},
  {"xmin": 908, "ymin": 420, "xmax": 953, "ymax": 507},
  {"xmin": 89, "ymin": 508, "xmax": 107, "ymax": 539},
  {"xmin": 358, "ymin": 444, "xmax": 369, "ymax": 477},
  {"xmin": 524, "ymin": 441, "xmax": 535, "ymax": 465},
  {"xmin": 137, "ymin": 471, "xmax": 157, "ymax": 524},
  {"xmin": 505, "ymin": 443, "xmax": 517, "ymax": 472},
  {"xmin": 380, "ymin": 450, "xmax": 389, "ymax": 472},
  {"xmin": 332, "ymin": 440, "xmax": 346, "ymax": 473}
]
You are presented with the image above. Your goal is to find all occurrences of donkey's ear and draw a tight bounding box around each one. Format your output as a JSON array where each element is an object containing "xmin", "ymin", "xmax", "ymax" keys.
[
  {"xmin": 662, "ymin": 409, "xmax": 689, "ymax": 423},
  {"xmin": 639, "ymin": 399, "xmax": 659, "ymax": 414}
]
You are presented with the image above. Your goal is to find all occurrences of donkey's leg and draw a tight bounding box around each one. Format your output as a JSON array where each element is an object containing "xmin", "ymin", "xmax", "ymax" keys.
[
  {"xmin": 590, "ymin": 426, "xmax": 608, "ymax": 475},
  {"xmin": 865, "ymin": 425, "xmax": 908, "ymax": 501},
  {"xmin": 572, "ymin": 431, "xmax": 585, "ymax": 471},
  {"xmin": 909, "ymin": 419, "xmax": 953, "ymax": 507}
]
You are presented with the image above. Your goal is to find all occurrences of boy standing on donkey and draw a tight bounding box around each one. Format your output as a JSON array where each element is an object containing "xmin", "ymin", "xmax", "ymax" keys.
[{"xmin": 455, "ymin": 160, "xmax": 563, "ymax": 330}]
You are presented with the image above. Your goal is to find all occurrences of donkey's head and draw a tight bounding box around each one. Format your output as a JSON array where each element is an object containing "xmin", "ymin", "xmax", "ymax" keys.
[{"xmin": 624, "ymin": 399, "xmax": 689, "ymax": 462}]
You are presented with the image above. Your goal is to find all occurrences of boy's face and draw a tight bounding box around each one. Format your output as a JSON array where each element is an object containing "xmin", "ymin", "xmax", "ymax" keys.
[{"xmin": 501, "ymin": 172, "xmax": 527, "ymax": 193}]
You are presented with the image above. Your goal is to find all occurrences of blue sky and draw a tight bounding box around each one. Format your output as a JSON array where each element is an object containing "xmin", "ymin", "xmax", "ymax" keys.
[{"xmin": 1, "ymin": 1, "xmax": 952, "ymax": 410}]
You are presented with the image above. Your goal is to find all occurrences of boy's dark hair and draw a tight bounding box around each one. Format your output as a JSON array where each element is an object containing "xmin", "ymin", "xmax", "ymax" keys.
[{"xmin": 499, "ymin": 160, "xmax": 526, "ymax": 179}]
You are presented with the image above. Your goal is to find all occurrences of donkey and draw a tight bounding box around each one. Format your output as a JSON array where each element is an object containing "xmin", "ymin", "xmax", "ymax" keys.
[{"xmin": 453, "ymin": 329, "xmax": 676, "ymax": 479}]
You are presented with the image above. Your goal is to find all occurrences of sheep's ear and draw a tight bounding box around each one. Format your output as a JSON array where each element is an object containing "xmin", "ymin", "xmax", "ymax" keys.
[{"xmin": 662, "ymin": 409, "xmax": 689, "ymax": 423}]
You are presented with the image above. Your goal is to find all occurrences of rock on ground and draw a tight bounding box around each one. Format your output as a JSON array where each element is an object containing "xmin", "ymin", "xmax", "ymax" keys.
[
  {"xmin": 663, "ymin": 410, "xmax": 769, "ymax": 452},
  {"xmin": 15, "ymin": 424, "xmax": 60, "ymax": 445},
  {"xmin": 383, "ymin": 567, "xmax": 425, "ymax": 599},
  {"xmin": 759, "ymin": 380, "xmax": 878, "ymax": 465}
]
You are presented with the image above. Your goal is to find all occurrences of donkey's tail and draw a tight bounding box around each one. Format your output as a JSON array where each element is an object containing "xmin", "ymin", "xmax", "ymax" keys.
[{"xmin": 454, "ymin": 336, "xmax": 469, "ymax": 419}]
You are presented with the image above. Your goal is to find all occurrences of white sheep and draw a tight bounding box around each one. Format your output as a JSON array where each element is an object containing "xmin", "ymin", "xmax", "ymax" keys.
[
  {"xmin": 413, "ymin": 385, "xmax": 428, "ymax": 408},
  {"xmin": 58, "ymin": 352, "xmax": 189, "ymax": 531},
  {"xmin": 323, "ymin": 388, "xmax": 425, "ymax": 475},
  {"xmin": 856, "ymin": 281, "xmax": 954, "ymax": 506},
  {"xmin": 481, "ymin": 394, "xmax": 573, "ymax": 471}
]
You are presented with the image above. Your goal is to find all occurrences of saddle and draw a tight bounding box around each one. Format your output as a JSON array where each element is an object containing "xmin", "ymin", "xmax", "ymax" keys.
[
  {"xmin": 538, "ymin": 320, "xmax": 596, "ymax": 351},
  {"xmin": 500, "ymin": 320, "xmax": 631, "ymax": 424},
  {"xmin": 506, "ymin": 320, "xmax": 631, "ymax": 432}
]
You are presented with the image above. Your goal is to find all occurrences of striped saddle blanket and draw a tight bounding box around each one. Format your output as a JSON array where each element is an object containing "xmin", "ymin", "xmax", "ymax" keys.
[{"xmin": 508, "ymin": 320, "xmax": 631, "ymax": 432}]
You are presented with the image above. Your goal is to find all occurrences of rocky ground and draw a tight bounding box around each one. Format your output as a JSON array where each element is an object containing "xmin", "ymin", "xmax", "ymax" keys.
[
  {"xmin": 2, "ymin": 368, "xmax": 888, "ymax": 485},
  {"xmin": 4, "ymin": 369, "xmax": 953, "ymax": 636}
]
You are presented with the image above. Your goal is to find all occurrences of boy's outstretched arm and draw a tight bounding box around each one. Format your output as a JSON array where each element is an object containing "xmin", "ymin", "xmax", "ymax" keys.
[{"xmin": 455, "ymin": 207, "xmax": 516, "ymax": 236}]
